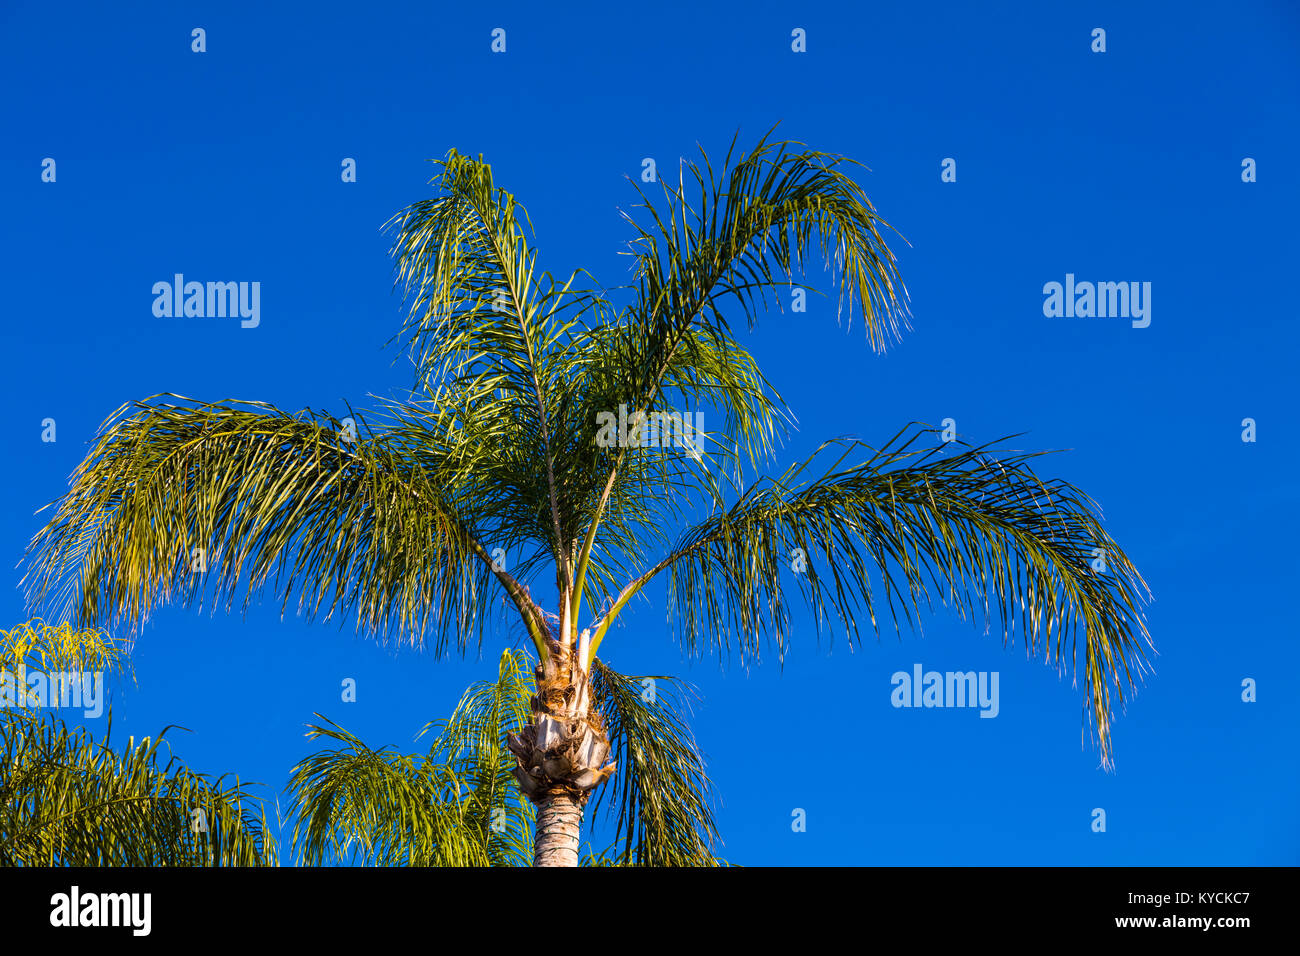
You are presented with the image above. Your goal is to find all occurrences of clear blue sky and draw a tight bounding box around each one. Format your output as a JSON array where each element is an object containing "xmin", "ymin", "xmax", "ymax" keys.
[{"xmin": 2, "ymin": 0, "xmax": 1296, "ymax": 864}]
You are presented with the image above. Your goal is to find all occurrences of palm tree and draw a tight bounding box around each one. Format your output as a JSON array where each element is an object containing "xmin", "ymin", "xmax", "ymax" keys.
[
  {"xmin": 24, "ymin": 131, "xmax": 1152, "ymax": 867},
  {"xmin": 0, "ymin": 620, "xmax": 275, "ymax": 866},
  {"xmin": 286, "ymin": 649, "xmax": 718, "ymax": 866}
]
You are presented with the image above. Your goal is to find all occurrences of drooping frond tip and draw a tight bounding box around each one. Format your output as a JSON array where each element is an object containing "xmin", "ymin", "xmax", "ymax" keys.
[
  {"xmin": 620, "ymin": 128, "xmax": 913, "ymax": 356},
  {"xmin": 643, "ymin": 427, "xmax": 1151, "ymax": 768}
]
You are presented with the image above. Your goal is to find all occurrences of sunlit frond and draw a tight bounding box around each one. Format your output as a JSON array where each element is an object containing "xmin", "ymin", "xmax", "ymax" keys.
[
  {"xmin": 385, "ymin": 149, "xmax": 609, "ymax": 588},
  {"xmin": 20, "ymin": 396, "xmax": 547, "ymax": 655},
  {"xmin": 0, "ymin": 618, "xmax": 131, "ymax": 686}
]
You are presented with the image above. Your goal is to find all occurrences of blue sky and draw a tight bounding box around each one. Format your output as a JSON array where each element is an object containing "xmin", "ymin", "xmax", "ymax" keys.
[{"xmin": 2, "ymin": 0, "xmax": 1297, "ymax": 864}]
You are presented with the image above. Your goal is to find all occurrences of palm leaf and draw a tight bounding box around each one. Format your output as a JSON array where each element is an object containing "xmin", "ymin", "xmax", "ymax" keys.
[
  {"xmin": 570, "ymin": 129, "xmax": 911, "ymax": 633},
  {"xmin": 0, "ymin": 617, "xmax": 131, "ymax": 687},
  {"xmin": 588, "ymin": 657, "xmax": 721, "ymax": 865},
  {"xmin": 0, "ymin": 712, "xmax": 275, "ymax": 866},
  {"xmin": 287, "ymin": 650, "xmax": 534, "ymax": 866},
  {"xmin": 21, "ymin": 396, "xmax": 548, "ymax": 655},
  {"xmin": 591, "ymin": 427, "xmax": 1152, "ymax": 767}
]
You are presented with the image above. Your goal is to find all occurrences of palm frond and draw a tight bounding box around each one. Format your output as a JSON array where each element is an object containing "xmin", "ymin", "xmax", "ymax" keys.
[
  {"xmin": 286, "ymin": 718, "xmax": 490, "ymax": 866},
  {"xmin": 592, "ymin": 427, "xmax": 1152, "ymax": 767},
  {"xmin": 570, "ymin": 130, "xmax": 911, "ymax": 629},
  {"xmin": 0, "ymin": 712, "xmax": 275, "ymax": 866},
  {"xmin": 21, "ymin": 396, "xmax": 547, "ymax": 655},
  {"xmin": 385, "ymin": 149, "xmax": 608, "ymax": 592},
  {"xmin": 417, "ymin": 648, "xmax": 535, "ymax": 865},
  {"xmin": 618, "ymin": 128, "xmax": 909, "ymax": 412},
  {"xmin": 588, "ymin": 657, "xmax": 721, "ymax": 865},
  {"xmin": 287, "ymin": 650, "xmax": 534, "ymax": 866},
  {"xmin": 0, "ymin": 618, "xmax": 132, "ymax": 686}
]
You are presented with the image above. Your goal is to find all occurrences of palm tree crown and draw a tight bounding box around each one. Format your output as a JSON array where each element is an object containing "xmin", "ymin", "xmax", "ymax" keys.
[{"xmin": 24, "ymin": 132, "xmax": 1152, "ymax": 864}]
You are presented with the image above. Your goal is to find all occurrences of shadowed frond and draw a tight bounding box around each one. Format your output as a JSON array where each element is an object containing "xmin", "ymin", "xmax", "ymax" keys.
[
  {"xmin": 561, "ymin": 321, "xmax": 791, "ymax": 607},
  {"xmin": 616, "ymin": 128, "xmax": 910, "ymax": 412},
  {"xmin": 0, "ymin": 713, "xmax": 275, "ymax": 866},
  {"xmin": 592, "ymin": 426, "xmax": 1152, "ymax": 767},
  {"xmin": 588, "ymin": 657, "xmax": 721, "ymax": 865},
  {"xmin": 287, "ymin": 650, "xmax": 534, "ymax": 866}
]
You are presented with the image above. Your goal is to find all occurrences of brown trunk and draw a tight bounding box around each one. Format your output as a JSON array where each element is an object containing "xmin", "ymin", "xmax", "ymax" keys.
[
  {"xmin": 532, "ymin": 789, "xmax": 584, "ymax": 867},
  {"xmin": 506, "ymin": 636, "xmax": 617, "ymax": 868}
]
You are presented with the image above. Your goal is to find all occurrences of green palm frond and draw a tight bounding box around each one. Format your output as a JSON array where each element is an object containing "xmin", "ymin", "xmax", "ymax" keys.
[
  {"xmin": 384, "ymin": 149, "xmax": 608, "ymax": 598},
  {"xmin": 592, "ymin": 427, "xmax": 1151, "ymax": 767},
  {"xmin": 286, "ymin": 718, "xmax": 492, "ymax": 866},
  {"xmin": 417, "ymin": 648, "xmax": 535, "ymax": 865},
  {"xmin": 617, "ymin": 128, "xmax": 909, "ymax": 408},
  {"xmin": 0, "ymin": 712, "xmax": 275, "ymax": 866},
  {"xmin": 569, "ymin": 130, "xmax": 911, "ymax": 632},
  {"xmin": 0, "ymin": 617, "xmax": 272, "ymax": 866},
  {"xmin": 21, "ymin": 396, "xmax": 548, "ymax": 655},
  {"xmin": 588, "ymin": 657, "xmax": 721, "ymax": 866},
  {"xmin": 287, "ymin": 650, "xmax": 534, "ymax": 866},
  {"xmin": 385, "ymin": 148, "xmax": 602, "ymax": 401},
  {"xmin": 0, "ymin": 618, "xmax": 131, "ymax": 687}
]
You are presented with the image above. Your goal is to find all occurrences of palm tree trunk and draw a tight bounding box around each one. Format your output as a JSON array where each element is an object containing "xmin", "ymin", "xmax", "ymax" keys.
[
  {"xmin": 507, "ymin": 636, "xmax": 617, "ymax": 868},
  {"xmin": 532, "ymin": 790, "xmax": 583, "ymax": 867}
]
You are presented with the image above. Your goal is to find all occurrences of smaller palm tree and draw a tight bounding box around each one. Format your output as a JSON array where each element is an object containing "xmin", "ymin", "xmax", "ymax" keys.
[{"xmin": 0, "ymin": 619, "xmax": 276, "ymax": 866}]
